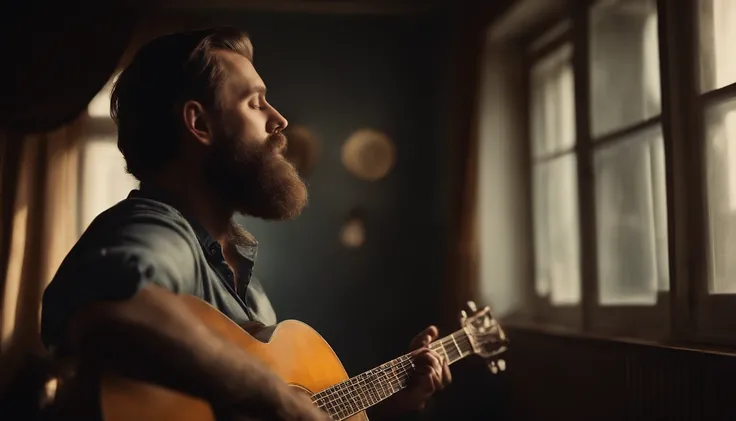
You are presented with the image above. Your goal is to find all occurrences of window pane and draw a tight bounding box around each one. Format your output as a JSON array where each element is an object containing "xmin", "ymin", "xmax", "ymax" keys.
[
  {"xmin": 594, "ymin": 125, "xmax": 669, "ymax": 305},
  {"xmin": 80, "ymin": 138, "xmax": 138, "ymax": 233},
  {"xmin": 531, "ymin": 44, "xmax": 575, "ymax": 157},
  {"xmin": 589, "ymin": 0, "xmax": 661, "ymax": 137},
  {"xmin": 699, "ymin": 0, "xmax": 736, "ymax": 92},
  {"xmin": 705, "ymin": 96, "xmax": 736, "ymax": 293},
  {"xmin": 533, "ymin": 154, "xmax": 581, "ymax": 305}
]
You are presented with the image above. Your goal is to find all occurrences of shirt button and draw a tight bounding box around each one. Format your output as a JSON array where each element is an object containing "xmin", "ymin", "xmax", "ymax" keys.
[{"xmin": 209, "ymin": 244, "xmax": 219, "ymax": 255}]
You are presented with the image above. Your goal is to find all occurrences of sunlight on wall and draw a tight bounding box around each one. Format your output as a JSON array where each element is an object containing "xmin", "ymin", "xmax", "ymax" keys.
[
  {"xmin": 80, "ymin": 73, "xmax": 138, "ymax": 233},
  {"xmin": 476, "ymin": 44, "xmax": 528, "ymax": 318},
  {"xmin": 80, "ymin": 138, "xmax": 138, "ymax": 232},
  {"xmin": 87, "ymin": 73, "xmax": 117, "ymax": 118}
]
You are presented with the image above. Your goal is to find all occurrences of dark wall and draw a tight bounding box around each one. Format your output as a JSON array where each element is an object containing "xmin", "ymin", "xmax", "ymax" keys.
[{"xmin": 202, "ymin": 12, "xmax": 452, "ymax": 377}]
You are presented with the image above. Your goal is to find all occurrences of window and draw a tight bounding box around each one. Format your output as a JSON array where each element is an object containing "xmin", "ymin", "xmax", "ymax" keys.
[
  {"xmin": 483, "ymin": 0, "xmax": 736, "ymax": 343},
  {"xmin": 593, "ymin": 125, "xmax": 668, "ymax": 305},
  {"xmin": 79, "ymin": 74, "xmax": 138, "ymax": 234},
  {"xmin": 521, "ymin": 0, "xmax": 670, "ymax": 334},
  {"xmin": 589, "ymin": 0, "xmax": 669, "ymax": 306},
  {"xmin": 530, "ymin": 43, "xmax": 581, "ymax": 306},
  {"xmin": 701, "ymin": 0, "xmax": 736, "ymax": 294},
  {"xmin": 589, "ymin": 0, "xmax": 661, "ymax": 137},
  {"xmin": 694, "ymin": 0, "xmax": 736, "ymax": 341}
]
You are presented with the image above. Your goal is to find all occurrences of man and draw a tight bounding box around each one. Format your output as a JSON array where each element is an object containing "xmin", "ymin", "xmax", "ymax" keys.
[{"xmin": 41, "ymin": 27, "xmax": 450, "ymax": 420}]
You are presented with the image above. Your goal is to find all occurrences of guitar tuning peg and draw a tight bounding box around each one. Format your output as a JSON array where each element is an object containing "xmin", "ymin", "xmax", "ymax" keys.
[
  {"xmin": 489, "ymin": 361, "xmax": 498, "ymax": 374},
  {"xmin": 467, "ymin": 301, "xmax": 477, "ymax": 312},
  {"xmin": 497, "ymin": 359, "xmax": 506, "ymax": 371},
  {"xmin": 460, "ymin": 310, "xmax": 468, "ymax": 320}
]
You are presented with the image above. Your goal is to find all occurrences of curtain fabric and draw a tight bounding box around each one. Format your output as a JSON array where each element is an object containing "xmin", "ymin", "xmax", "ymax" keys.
[
  {"xmin": 441, "ymin": 13, "xmax": 486, "ymax": 330},
  {"xmin": 0, "ymin": 5, "xmax": 138, "ymax": 417},
  {"xmin": 0, "ymin": 120, "xmax": 83, "ymax": 395}
]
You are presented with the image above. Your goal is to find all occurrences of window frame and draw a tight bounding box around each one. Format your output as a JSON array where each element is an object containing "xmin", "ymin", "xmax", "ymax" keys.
[
  {"xmin": 523, "ymin": 20, "xmax": 584, "ymax": 330},
  {"xmin": 690, "ymin": 0, "xmax": 736, "ymax": 346},
  {"xmin": 520, "ymin": 0, "xmax": 705, "ymax": 341},
  {"xmin": 581, "ymin": 0, "xmax": 671, "ymax": 338}
]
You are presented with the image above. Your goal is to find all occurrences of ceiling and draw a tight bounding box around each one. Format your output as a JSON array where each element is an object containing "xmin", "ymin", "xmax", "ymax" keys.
[{"xmin": 151, "ymin": 0, "xmax": 448, "ymax": 15}]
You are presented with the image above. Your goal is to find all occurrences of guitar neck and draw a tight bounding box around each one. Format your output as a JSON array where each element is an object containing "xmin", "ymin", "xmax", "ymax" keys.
[{"xmin": 310, "ymin": 328, "xmax": 474, "ymax": 420}]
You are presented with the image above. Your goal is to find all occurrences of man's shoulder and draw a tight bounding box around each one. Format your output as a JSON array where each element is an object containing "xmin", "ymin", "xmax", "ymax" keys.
[
  {"xmin": 90, "ymin": 195, "xmax": 194, "ymax": 237},
  {"xmin": 67, "ymin": 195, "xmax": 203, "ymax": 264},
  {"xmin": 53, "ymin": 194, "xmax": 204, "ymax": 284}
]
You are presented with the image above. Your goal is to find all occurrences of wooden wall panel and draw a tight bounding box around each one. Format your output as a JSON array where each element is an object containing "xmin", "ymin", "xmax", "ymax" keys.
[{"xmin": 503, "ymin": 328, "xmax": 736, "ymax": 420}]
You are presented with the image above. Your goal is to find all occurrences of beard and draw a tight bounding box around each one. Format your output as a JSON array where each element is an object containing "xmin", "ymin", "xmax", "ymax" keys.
[{"xmin": 204, "ymin": 125, "xmax": 308, "ymax": 220}]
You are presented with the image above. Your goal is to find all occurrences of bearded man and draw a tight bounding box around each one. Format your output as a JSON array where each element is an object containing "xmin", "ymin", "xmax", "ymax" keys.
[{"xmin": 41, "ymin": 27, "xmax": 450, "ymax": 421}]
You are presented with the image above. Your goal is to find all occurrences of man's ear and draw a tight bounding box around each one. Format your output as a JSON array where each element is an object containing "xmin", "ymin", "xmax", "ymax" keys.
[{"xmin": 182, "ymin": 100, "xmax": 213, "ymax": 146}]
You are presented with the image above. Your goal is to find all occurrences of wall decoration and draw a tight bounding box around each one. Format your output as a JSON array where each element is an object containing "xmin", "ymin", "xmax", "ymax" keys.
[
  {"xmin": 341, "ymin": 128, "xmax": 396, "ymax": 181},
  {"xmin": 339, "ymin": 209, "xmax": 366, "ymax": 249},
  {"xmin": 283, "ymin": 124, "xmax": 318, "ymax": 176}
]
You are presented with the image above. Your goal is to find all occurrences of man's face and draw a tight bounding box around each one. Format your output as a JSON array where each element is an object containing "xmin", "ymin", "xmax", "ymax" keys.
[{"xmin": 203, "ymin": 50, "xmax": 308, "ymax": 220}]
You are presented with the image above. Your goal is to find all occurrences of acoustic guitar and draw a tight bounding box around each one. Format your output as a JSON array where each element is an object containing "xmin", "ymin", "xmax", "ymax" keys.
[{"xmin": 100, "ymin": 297, "xmax": 508, "ymax": 421}]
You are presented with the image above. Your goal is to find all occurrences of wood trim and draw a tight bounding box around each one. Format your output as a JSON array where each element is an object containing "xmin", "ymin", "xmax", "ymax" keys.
[
  {"xmin": 526, "ymin": 19, "xmax": 572, "ymax": 55},
  {"xmin": 570, "ymin": 3, "xmax": 598, "ymax": 332},
  {"xmin": 504, "ymin": 319, "xmax": 725, "ymax": 354},
  {"xmin": 533, "ymin": 148, "xmax": 576, "ymax": 163},
  {"xmin": 701, "ymin": 82, "xmax": 736, "ymax": 105},
  {"xmin": 658, "ymin": 0, "xmax": 702, "ymax": 341},
  {"xmin": 590, "ymin": 115, "xmax": 662, "ymax": 146},
  {"xmin": 503, "ymin": 318, "xmax": 736, "ymax": 357},
  {"xmin": 520, "ymin": 47, "xmax": 541, "ymax": 319},
  {"xmin": 527, "ymin": 34, "xmax": 572, "ymax": 64}
]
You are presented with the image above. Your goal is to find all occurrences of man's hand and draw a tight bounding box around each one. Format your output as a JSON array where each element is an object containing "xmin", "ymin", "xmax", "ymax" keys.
[
  {"xmin": 402, "ymin": 326, "xmax": 452, "ymax": 411},
  {"xmin": 368, "ymin": 326, "xmax": 452, "ymax": 419}
]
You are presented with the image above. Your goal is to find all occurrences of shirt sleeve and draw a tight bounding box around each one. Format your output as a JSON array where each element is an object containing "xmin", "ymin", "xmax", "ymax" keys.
[{"xmin": 40, "ymin": 205, "xmax": 199, "ymax": 353}]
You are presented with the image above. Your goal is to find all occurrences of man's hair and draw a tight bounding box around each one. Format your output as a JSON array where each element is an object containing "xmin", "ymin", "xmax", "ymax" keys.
[{"xmin": 110, "ymin": 27, "xmax": 253, "ymax": 181}]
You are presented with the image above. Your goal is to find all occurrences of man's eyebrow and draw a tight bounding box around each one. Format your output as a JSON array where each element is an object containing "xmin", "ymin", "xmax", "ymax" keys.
[
  {"xmin": 238, "ymin": 85, "xmax": 267, "ymax": 100},
  {"xmin": 249, "ymin": 85, "xmax": 267, "ymax": 95}
]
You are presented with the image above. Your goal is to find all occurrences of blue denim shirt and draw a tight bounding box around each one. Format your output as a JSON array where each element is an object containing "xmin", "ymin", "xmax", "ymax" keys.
[{"xmin": 41, "ymin": 186, "xmax": 277, "ymax": 355}]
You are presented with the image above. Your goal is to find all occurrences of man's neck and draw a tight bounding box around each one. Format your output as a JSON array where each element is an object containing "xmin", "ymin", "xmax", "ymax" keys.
[{"xmin": 147, "ymin": 170, "xmax": 234, "ymax": 245}]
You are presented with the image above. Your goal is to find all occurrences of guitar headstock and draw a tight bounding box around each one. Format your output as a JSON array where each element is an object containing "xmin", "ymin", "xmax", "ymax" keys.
[{"xmin": 461, "ymin": 301, "xmax": 509, "ymax": 374}]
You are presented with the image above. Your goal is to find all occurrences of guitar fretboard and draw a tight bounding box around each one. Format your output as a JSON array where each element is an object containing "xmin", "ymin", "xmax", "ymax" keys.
[{"xmin": 310, "ymin": 329, "xmax": 474, "ymax": 420}]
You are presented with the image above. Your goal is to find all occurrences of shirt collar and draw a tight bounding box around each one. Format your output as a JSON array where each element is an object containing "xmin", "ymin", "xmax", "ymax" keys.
[{"xmin": 129, "ymin": 184, "xmax": 259, "ymax": 263}]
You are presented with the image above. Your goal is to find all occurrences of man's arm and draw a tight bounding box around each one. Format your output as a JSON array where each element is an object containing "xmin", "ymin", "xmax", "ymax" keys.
[
  {"xmin": 42, "ymin": 208, "xmax": 328, "ymax": 421},
  {"xmin": 69, "ymin": 285, "xmax": 325, "ymax": 421}
]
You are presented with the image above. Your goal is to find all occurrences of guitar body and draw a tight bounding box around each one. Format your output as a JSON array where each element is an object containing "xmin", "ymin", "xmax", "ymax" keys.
[{"xmin": 100, "ymin": 295, "xmax": 369, "ymax": 421}]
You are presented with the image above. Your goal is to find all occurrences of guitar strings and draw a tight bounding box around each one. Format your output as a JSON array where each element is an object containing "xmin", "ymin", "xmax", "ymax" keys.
[
  {"xmin": 311, "ymin": 331, "xmax": 474, "ymax": 418},
  {"xmin": 314, "ymin": 356, "xmax": 420, "ymax": 418},
  {"xmin": 313, "ymin": 331, "xmax": 472, "ymax": 407},
  {"xmin": 314, "ymin": 337, "xmax": 471, "ymax": 420},
  {"xmin": 314, "ymin": 357, "xmax": 416, "ymax": 417},
  {"xmin": 312, "ymin": 331, "xmax": 468, "ymax": 406}
]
